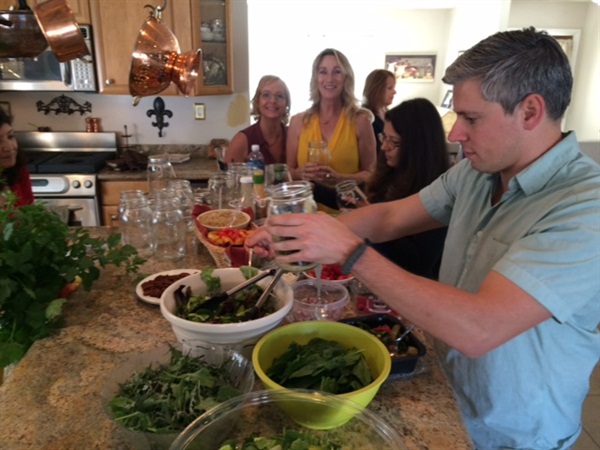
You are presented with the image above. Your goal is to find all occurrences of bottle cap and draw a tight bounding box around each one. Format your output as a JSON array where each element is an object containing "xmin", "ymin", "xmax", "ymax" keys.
[
  {"xmin": 240, "ymin": 176, "xmax": 253, "ymax": 184},
  {"xmin": 251, "ymin": 144, "xmax": 260, "ymax": 152}
]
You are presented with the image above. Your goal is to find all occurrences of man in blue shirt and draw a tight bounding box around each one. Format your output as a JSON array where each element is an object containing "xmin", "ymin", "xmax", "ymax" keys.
[{"xmin": 247, "ymin": 27, "xmax": 600, "ymax": 449}]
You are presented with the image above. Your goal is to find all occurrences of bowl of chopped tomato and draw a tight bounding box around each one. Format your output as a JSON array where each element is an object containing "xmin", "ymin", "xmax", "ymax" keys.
[{"xmin": 304, "ymin": 263, "xmax": 355, "ymax": 285}]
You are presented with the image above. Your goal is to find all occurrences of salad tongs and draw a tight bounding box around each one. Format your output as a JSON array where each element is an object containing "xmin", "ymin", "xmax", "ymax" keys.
[
  {"xmin": 200, "ymin": 268, "xmax": 277, "ymax": 311},
  {"xmin": 244, "ymin": 268, "xmax": 284, "ymax": 320}
]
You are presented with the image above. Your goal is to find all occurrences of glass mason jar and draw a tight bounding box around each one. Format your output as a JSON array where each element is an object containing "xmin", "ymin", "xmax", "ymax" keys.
[
  {"xmin": 307, "ymin": 140, "xmax": 331, "ymax": 165},
  {"xmin": 267, "ymin": 181, "xmax": 317, "ymax": 272},
  {"xmin": 335, "ymin": 180, "xmax": 369, "ymax": 211},
  {"xmin": 152, "ymin": 189, "xmax": 186, "ymax": 261},
  {"xmin": 168, "ymin": 179, "xmax": 194, "ymax": 231},
  {"xmin": 119, "ymin": 191, "xmax": 154, "ymax": 258},
  {"xmin": 207, "ymin": 171, "xmax": 233, "ymax": 210},
  {"xmin": 147, "ymin": 154, "xmax": 175, "ymax": 194}
]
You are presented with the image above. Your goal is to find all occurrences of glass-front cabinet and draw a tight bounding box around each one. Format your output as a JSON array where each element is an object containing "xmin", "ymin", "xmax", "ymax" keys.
[
  {"xmin": 89, "ymin": 0, "xmax": 232, "ymax": 96},
  {"xmin": 189, "ymin": 0, "xmax": 233, "ymax": 95}
]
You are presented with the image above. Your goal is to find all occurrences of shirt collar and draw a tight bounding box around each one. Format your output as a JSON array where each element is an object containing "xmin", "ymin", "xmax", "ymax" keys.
[{"xmin": 510, "ymin": 131, "xmax": 580, "ymax": 196}]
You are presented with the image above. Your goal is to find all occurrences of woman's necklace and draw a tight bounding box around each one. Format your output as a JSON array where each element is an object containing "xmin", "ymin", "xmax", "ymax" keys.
[{"xmin": 265, "ymin": 131, "xmax": 281, "ymax": 148}]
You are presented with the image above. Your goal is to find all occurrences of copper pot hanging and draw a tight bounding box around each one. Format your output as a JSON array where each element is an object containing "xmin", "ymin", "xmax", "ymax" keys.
[
  {"xmin": 0, "ymin": 10, "xmax": 48, "ymax": 58},
  {"xmin": 33, "ymin": 0, "xmax": 89, "ymax": 62},
  {"xmin": 129, "ymin": 3, "xmax": 201, "ymax": 106}
]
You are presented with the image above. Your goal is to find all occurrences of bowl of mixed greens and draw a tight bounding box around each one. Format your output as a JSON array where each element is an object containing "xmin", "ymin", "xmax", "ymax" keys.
[
  {"xmin": 169, "ymin": 389, "xmax": 406, "ymax": 450},
  {"xmin": 103, "ymin": 344, "xmax": 255, "ymax": 450},
  {"xmin": 252, "ymin": 321, "xmax": 392, "ymax": 429},
  {"xmin": 160, "ymin": 267, "xmax": 293, "ymax": 359}
]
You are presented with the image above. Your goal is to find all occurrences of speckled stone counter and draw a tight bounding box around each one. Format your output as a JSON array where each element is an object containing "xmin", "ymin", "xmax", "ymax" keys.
[
  {"xmin": 0, "ymin": 228, "xmax": 472, "ymax": 450},
  {"xmin": 98, "ymin": 153, "xmax": 219, "ymax": 183}
]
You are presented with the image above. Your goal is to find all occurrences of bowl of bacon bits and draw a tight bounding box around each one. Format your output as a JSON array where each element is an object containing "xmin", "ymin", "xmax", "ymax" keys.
[{"xmin": 304, "ymin": 263, "xmax": 355, "ymax": 286}]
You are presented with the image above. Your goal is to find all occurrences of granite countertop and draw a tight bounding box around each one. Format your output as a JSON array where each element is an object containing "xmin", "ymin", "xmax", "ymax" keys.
[
  {"xmin": 0, "ymin": 228, "xmax": 472, "ymax": 450},
  {"xmin": 98, "ymin": 153, "xmax": 219, "ymax": 182}
]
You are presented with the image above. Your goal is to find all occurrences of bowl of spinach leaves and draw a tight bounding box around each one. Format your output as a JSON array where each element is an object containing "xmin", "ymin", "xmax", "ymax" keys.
[
  {"xmin": 252, "ymin": 321, "xmax": 392, "ymax": 429},
  {"xmin": 103, "ymin": 343, "xmax": 254, "ymax": 449}
]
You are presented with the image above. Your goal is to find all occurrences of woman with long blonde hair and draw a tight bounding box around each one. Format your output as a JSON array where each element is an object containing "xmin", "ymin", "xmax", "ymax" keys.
[{"xmin": 286, "ymin": 49, "xmax": 376, "ymax": 186}]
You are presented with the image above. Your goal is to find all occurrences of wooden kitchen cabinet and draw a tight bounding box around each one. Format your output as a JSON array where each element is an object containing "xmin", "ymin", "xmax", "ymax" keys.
[
  {"xmin": 89, "ymin": 0, "xmax": 179, "ymax": 96},
  {"xmin": 88, "ymin": 0, "xmax": 233, "ymax": 97},
  {"xmin": 99, "ymin": 180, "xmax": 148, "ymax": 227},
  {"xmin": 0, "ymin": 0, "xmax": 90, "ymax": 22}
]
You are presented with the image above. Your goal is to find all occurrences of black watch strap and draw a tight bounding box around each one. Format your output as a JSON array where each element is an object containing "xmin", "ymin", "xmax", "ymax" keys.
[{"xmin": 341, "ymin": 239, "xmax": 371, "ymax": 275}]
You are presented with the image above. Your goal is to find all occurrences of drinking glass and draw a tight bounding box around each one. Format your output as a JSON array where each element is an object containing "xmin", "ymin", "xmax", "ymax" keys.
[
  {"xmin": 264, "ymin": 163, "xmax": 292, "ymax": 195},
  {"xmin": 214, "ymin": 146, "xmax": 227, "ymax": 171},
  {"xmin": 208, "ymin": 172, "xmax": 233, "ymax": 210}
]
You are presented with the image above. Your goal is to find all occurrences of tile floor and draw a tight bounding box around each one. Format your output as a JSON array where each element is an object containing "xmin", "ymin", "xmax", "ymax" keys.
[{"xmin": 574, "ymin": 363, "xmax": 600, "ymax": 449}]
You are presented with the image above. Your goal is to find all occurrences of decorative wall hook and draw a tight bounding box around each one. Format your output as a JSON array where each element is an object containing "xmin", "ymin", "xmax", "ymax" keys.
[
  {"xmin": 36, "ymin": 95, "xmax": 92, "ymax": 115},
  {"xmin": 146, "ymin": 96, "xmax": 172, "ymax": 138}
]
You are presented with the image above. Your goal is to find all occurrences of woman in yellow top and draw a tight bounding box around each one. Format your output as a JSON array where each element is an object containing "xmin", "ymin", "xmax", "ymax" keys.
[{"xmin": 286, "ymin": 48, "xmax": 376, "ymax": 187}]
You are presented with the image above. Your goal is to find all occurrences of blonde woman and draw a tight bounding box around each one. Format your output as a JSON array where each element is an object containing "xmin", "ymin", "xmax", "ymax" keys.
[
  {"xmin": 225, "ymin": 75, "xmax": 291, "ymax": 164},
  {"xmin": 286, "ymin": 49, "xmax": 376, "ymax": 185}
]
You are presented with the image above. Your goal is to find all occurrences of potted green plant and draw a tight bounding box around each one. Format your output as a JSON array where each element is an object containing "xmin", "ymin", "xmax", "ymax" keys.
[{"xmin": 0, "ymin": 193, "xmax": 145, "ymax": 370}]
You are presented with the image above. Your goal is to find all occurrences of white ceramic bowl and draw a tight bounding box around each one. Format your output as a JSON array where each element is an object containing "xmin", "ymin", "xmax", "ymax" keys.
[{"xmin": 160, "ymin": 268, "xmax": 293, "ymax": 358}]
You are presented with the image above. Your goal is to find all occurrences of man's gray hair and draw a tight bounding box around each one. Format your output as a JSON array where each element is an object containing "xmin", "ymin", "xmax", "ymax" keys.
[{"xmin": 443, "ymin": 27, "xmax": 572, "ymax": 120}]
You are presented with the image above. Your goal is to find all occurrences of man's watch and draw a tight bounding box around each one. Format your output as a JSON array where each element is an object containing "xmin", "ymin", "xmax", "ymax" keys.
[{"xmin": 341, "ymin": 239, "xmax": 371, "ymax": 275}]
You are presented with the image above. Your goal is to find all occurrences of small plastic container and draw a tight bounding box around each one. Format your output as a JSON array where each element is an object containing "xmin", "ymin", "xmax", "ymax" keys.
[{"xmin": 291, "ymin": 279, "xmax": 349, "ymax": 322}]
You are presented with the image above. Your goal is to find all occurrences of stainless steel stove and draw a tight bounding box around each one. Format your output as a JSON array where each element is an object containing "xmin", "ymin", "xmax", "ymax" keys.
[{"xmin": 17, "ymin": 132, "xmax": 116, "ymax": 226}]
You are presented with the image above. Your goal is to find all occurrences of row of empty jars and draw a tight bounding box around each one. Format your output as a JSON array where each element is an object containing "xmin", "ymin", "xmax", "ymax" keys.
[{"xmin": 118, "ymin": 179, "xmax": 193, "ymax": 261}]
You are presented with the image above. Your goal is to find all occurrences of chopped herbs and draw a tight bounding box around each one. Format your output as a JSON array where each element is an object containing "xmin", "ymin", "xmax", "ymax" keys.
[
  {"xmin": 108, "ymin": 347, "xmax": 242, "ymax": 434},
  {"xmin": 266, "ymin": 338, "xmax": 373, "ymax": 394}
]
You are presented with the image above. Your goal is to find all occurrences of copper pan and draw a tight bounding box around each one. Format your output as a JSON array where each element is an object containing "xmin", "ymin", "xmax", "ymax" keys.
[
  {"xmin": 33, "ymin": 0, "xmax": 89, "ymax": 62},
  {"xmin": 0, "ymin": 10, "xmax": 48, "ymax": 58}
]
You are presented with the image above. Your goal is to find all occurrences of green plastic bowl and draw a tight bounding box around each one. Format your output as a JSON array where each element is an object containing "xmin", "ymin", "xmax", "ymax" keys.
[{"xmin": 252, "ymin": 321, "xmax": 392, "ymax": 429}]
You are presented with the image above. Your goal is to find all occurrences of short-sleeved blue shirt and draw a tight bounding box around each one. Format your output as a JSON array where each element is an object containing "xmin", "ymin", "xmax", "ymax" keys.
[{"xmin": 420, "ymin": 132, "xmax": 600, "ymax": 449}]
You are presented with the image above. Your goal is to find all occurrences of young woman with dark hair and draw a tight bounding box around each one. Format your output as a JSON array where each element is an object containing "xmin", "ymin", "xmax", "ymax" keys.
[
  {"xmin": 0, "ymin": 108, "xmax": 33, "ymax": 207},
  {"xmin": 365, "ymin": 98, "xmax": 450, "ymax": 278}
]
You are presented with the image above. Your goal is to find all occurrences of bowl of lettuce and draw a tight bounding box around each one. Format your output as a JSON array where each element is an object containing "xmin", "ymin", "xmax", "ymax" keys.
[
  {"xmin": 103, "ymin": 344, "xmax": 254, "ymax": 450},
  {"xmin": 169, "ymin": 389, "xmax": 405, "ymax": 450},
  {"xmin": 160, "ymin": 267, "xmax": 293, "ymax": 359}
]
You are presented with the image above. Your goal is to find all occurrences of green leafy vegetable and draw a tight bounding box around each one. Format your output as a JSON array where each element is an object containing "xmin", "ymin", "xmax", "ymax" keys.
[
  {"xmin": 0, "ymin": 193, "xmax": 145, "ymax": 368},
  {"xmin": 109, "ymin": 346, "xmax": 243, "ymax": 434},
  {"xmin": 219, "ymin": 429, "xmax": 342, "ymax": 450},
  {"xmin": 177, "ymin": 267, "xmax": 275, "ymax": 323},
  {"xmin": 267, "ymin": 338, "xmax": 373, "ymax": 394}
]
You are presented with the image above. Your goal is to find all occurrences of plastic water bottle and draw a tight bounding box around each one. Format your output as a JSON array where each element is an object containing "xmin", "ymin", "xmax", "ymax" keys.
[{"xmin": 247, "ymin": 144, "xmax": 265, "ymax": 172}]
